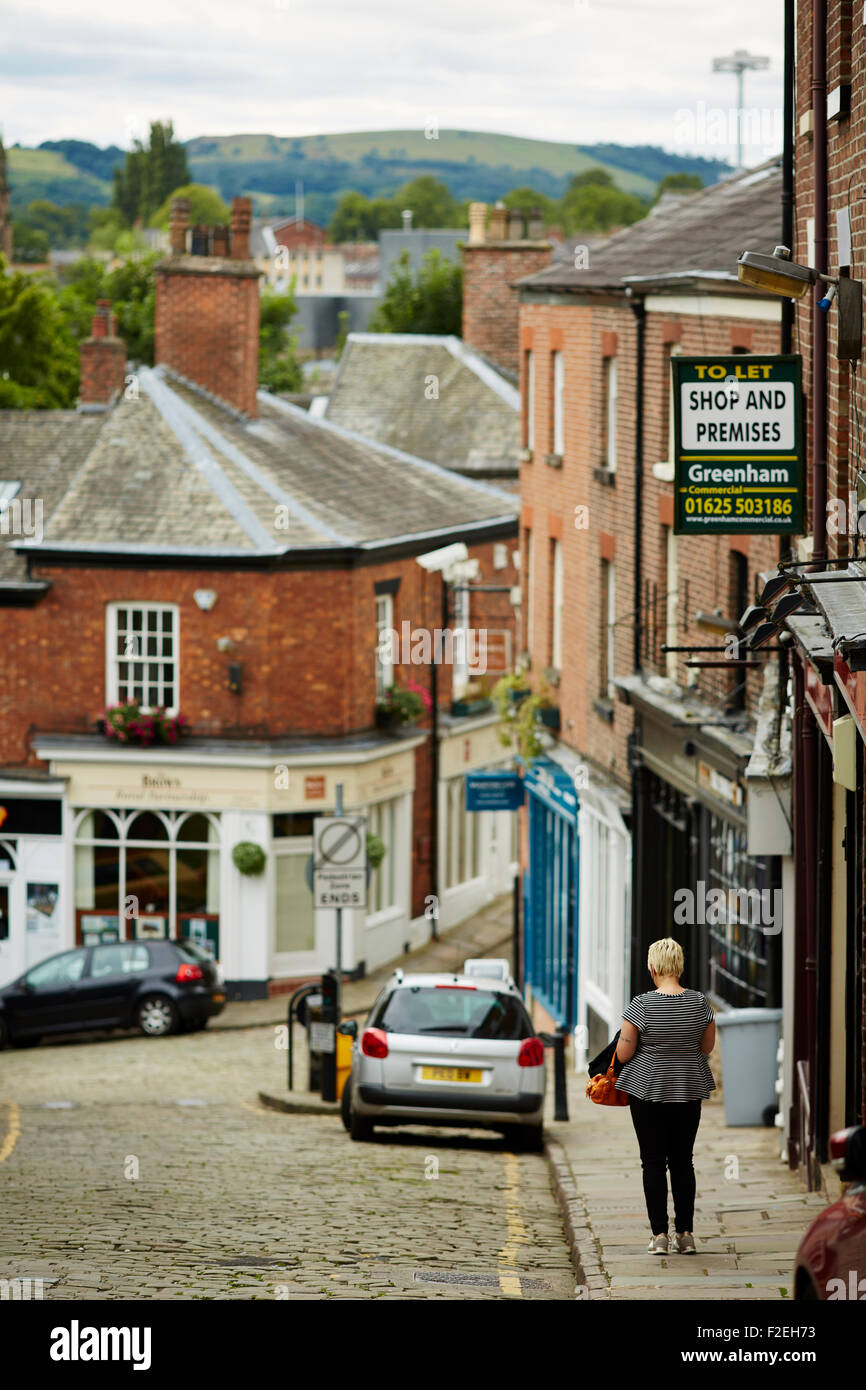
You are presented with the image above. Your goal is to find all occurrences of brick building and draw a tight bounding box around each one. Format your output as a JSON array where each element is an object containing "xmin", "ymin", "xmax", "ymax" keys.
[
  {"xmin": 0, "ymin": 202, "xmax": 520, "ymax": 997},
  {"xmin": 514, "ymin": 163, "xmax": 788, "ymax": 1053}
]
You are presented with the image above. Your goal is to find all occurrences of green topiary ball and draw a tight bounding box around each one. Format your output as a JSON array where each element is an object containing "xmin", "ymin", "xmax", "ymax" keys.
[{"xmin": 232, "ymin": 841, "xmax": 267, "ymax": 876}]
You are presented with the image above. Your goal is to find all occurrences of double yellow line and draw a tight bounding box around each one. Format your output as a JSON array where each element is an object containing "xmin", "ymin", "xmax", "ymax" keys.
[
  {"xmin": 497, "ymin": 1152, "xmax": 529, "ymax": 1297},
  {"xmin": 0, "ymin": 1101, "xmax": 21, "ymax": 1164}
]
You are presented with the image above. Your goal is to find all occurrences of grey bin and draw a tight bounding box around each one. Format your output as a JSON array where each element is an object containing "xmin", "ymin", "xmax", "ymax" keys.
[{"xmin": 715, "ymin": 1008, "xmax": 783, "ymax": 1126}]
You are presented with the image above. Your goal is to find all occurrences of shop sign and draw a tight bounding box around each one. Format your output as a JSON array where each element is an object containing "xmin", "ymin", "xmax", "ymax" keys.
[
  {"xmin": 697, "ymin": 762, "xmax": 743, "ymax": 807},
  {"xmin": 673, "ymin": 355, "xmax": 803, "ymax": 535},
  {"xmin": 466, "ymin": 772, "xmax": 524, "ymax": 812}
]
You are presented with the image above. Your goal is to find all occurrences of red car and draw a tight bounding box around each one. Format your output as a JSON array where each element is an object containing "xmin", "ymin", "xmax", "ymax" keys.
[{"xmin": 795, "ymin": 1126, "xmax": 866, "ymax": 1300}]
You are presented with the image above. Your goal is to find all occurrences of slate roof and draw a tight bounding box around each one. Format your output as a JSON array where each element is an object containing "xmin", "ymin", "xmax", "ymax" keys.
[
  {"xmin": 0, "ymin": 412, "xmax": 106, "ymax": 582},
  {"xmin": 325, "ymin": 333, "xmax": 520, "ymax": 477},
  {"xmin": 519, "ymin": 160, "xmax": 783, "ymax": 295},
  {"xmin": 10, "ymin": 367, "xmax": 517, "ymax": 565}
]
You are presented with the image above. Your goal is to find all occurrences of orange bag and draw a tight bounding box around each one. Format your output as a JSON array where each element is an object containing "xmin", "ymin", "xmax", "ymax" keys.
[{"xmin": 586, "ymin": 1060, "xmax": 630, "ymax": 1107}]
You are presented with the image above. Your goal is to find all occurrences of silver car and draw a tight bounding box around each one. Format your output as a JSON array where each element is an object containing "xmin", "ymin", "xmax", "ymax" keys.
[{"xmin": 341, "ymin": 960, "xmax": 546, "ymax": 1150}]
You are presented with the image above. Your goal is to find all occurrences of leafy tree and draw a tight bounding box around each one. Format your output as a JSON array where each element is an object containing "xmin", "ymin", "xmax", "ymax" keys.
[
  {"xmin": 369, "ymin": 248, "xmax": 462, "ymax": 335},
  {"xmin": 568, "ymin": 167, "xmax": 615, "ymax": 190},
  {"xmin": 16, "ymin": 200, "xmax": 89, "ymax": 248},
  {"xmin": 0, "ymin": 256, "xmax": 80, "ymax": 408},
  {"xmin": 87, "ymin": 206, "xmax": 127, "ymax": 252},
  {"xmin": 112, "ymin": 121, "xmax": 189, "ymax": 226},
  {"xmin": 653, "ymin": 172, "xmax": 703, "ymax": 203},
  {"xmin": 503, "ymin": 186, "xmax": 557, "ymax": 221},
  {"xmin": 329, "ymin": 190, "xmax": 399, "ymax": 241},
  {"xmin": 328, "ymin": 176, "xmax": 461, "ymax": 241},
  {"xmin": 559, "ymin": 181, "xmax": 647, "ymax": 234},
  {"xmin": 149, "ymin": 183, "xmax": 231, "ymax": 229},
  {"xmin": 11, "ymin": 223, "xmax": 50, "ymax": 263},
  {"xmin": 258, "ymin": 286, "xmax": 303, "ymax": 393},
  {"xmin": 59, "ymin": 255, "xmax": 157, "ymax": 365},
  {"xmin": 391, "ymin": 175, "xmax": 460, "ymax": 227}
]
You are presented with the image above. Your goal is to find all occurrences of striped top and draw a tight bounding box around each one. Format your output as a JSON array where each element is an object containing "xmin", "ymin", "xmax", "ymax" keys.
[{"xmin": 615, "ymin": 989, "xmax": 716, "ymax": 1103}]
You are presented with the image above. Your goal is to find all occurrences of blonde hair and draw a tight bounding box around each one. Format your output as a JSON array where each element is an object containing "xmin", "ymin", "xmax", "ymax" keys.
[{"xmin": 648, "ymin": 937, "xmax": 684, "ymax": 979}]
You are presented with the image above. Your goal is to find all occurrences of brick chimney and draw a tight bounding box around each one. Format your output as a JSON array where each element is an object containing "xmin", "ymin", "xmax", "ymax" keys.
[
  {"xmin": 79, "ymin": 299, "xmax": 126, "ymax": 409},
  {"xmin": 461, "ymin": 200, "xmax": 553, "ymax": 377},
  {"xmin": 154, "ymin": 195, "xmax": 260, "ymax": 418}
]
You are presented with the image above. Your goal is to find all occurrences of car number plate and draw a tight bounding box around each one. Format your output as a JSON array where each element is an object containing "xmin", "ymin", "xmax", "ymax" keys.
[
  {"xmin": 420, "ymin": 1066, "xmax": 482, "ymax": 1083},
  {"xmin": 212, "ymin": 993, "xmax": 226, "ymax": 1003}
]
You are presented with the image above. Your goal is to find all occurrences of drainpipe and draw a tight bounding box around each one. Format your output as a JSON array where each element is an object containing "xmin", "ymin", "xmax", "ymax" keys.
[
  {"xmin": 812, "ymin": 0, "xmax": 828, "ymax": 565},
  {"xmin": 781, "ymin": 0, "xmax": 795, "ymax": 364},
  {"xmin": 628, "ymin": 293, "xmax": 646, "ymax": 672}
]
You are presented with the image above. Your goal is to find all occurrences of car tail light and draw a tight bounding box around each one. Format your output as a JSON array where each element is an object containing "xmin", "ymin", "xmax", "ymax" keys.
[
  {"xmin": 176, "ymin": 962, "xmax": 204, "ymax": 983},
  {"xmin": 361, "ymin": 1027, "xmax": 389, "ymax": 1059},
  {"xmin": 434, "ymin": 983, "xmax": 476, "ymax": 990},
  {"xmin": 518, "ymin": 1037, "xmax": 545, "ymax": 1068}
]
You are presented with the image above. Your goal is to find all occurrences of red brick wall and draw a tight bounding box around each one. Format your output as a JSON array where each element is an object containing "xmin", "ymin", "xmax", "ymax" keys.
[
  {"xmin": 273, "ymin": 221, "xmax": 326, "ymax": 251},
  {"xmin": 154, "ymin": 262, "xmax": 260, "ymax": 418},
  {"xmin": 462, "ymin": 244, "xmax": 553, "ymax": 375},
  {"xmin": 518, "ymin": 295, "xmax": 782, "ymax": 789}
]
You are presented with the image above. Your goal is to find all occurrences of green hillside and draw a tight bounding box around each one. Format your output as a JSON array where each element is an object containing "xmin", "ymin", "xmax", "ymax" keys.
[{"xmin": 7, "ymin": 128, "xmax": 731, "ymax": 227}]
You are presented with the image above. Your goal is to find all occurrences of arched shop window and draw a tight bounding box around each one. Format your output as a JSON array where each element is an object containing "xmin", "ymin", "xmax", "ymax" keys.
[{"xmin": 74, "ymin": 808, "xmax": 220, "ymax": 947}]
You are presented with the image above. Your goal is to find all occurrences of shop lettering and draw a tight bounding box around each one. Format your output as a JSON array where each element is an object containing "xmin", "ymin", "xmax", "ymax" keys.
[
  {"xmin": 692, "ymin": 363, "xmax": 773, "ymax": 380},
  {"xmin": 141, "ymin": 775, "xmax": 181, "ymax": 789}
]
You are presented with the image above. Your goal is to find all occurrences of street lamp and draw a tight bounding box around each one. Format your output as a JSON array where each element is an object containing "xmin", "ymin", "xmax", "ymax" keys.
[
  {"xmin": 737, "ymin": 246, "xmax": 862, "ymax": 359},
  {"xmin": 712, "ymin": 48, "xmax": 770, "ymax": 172}
]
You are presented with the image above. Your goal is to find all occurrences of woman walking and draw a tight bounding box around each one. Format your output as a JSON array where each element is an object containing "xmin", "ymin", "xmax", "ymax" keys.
[{"xmin": 615, "ymin": 938, "xmax": 715, "ymax": 1255}]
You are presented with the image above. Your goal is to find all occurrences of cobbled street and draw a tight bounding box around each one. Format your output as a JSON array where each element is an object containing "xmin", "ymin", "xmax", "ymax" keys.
[{"xmin": 0, "ymin": 1022, "xmax": 575, "ymax": 1302}]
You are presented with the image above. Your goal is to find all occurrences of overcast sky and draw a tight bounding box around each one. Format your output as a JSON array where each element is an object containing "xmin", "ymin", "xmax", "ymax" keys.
[{"xmin": 4, "ymin": 0, "xmax": 783, "ymax": 162}]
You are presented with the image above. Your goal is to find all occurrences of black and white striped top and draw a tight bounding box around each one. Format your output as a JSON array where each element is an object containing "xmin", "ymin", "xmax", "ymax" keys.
[{"xmin": 615, "ymin": 989, "xmax": 716, "ymax": 1103}]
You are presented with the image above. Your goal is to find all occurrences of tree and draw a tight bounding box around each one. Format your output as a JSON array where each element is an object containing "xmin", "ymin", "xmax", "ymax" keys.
[
  {"xmin": 258, "ymin": 286, "xmax": 303, "ymax": 393},
  {"xmin": 369, "ymin": 249, "xmax": 462, "ymax": 335},
  {"xmin": 59, "ymin": 255, "xmax": 157, "ymax": 365},
  {"xmin": 150, "ymin": 183, "xmax": 231, "ymax": 230},
  {"xmin": 0, "ymin": 256, "xmax": 80, "ymax": 408},
  {"xmin": 653, "ymin": 172, "xmax": 703, "ymax": 203},
  {"xmin": 559, "ymin": 182, "xmax": 647, "ymax": 234},
  {"xmin": 112, "ymin": 121, "xmax": 190, "ymax": 226},
  {"xmin": 568, "ymin": 167, "xmax": 615, "ymax": 190},
  {"xmin": 391, "ymin": 175, "xmax": 460, "ymax": 227},
  {"xmin": 329, "ymin": 191, "xmax": 399, "ymax": 242},
  {"xmin": 11, "ymin": 223, "xmax": 50, "ymax": 263},
  {"xmin": 503, "ymin": 187, "xmax": 557, "ymax": 222}
]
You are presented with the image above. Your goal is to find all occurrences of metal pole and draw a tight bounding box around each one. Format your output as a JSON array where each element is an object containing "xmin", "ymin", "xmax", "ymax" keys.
[
  {"xmin": 553, "ymin": 1026, "xmax": 569, "ymax": 1121},
  {"xmin": 334, "ymin": 781, "xmax": 343, "ymax": 1020}
]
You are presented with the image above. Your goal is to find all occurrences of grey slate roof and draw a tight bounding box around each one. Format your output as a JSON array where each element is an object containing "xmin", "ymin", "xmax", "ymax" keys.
[
  {"xmin": 519, "ymin": 160, "xmax": 783, "ymax": 295},
  {"xmin": 0, "ymin": 411, "xmax": 107, "ymax": 580},
  {"xmin": 325, "ymin": 333, "xmax": 520, "ymax": 477},
  {"xmin": 13, "ymin": 367, "xmax": 517, "ymax": 562}
]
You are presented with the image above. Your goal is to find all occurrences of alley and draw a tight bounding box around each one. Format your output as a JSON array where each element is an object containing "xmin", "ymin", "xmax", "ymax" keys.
[{"xmin": 0, "ymin": 1022, "xmax": 575, "ymax": 1301}]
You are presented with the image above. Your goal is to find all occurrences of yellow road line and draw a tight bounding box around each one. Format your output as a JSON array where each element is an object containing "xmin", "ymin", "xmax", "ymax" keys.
[
  {"xmin": 497, "ymin": 1152, "xmax": 528, "ymax": 1298},
  {"xmin": 0, "ymin": 1101, "xmax": 21, "ymax": 1164}
]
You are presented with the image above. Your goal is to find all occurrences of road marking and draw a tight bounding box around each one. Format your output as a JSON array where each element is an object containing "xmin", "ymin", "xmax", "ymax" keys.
[
  {"xmin": 0, "ymin": 1101, "xmax": 21, "ymax": 1164},
  {"xmin": 497, "ymin": 1152, "xmax": 529, "ymax": 1297}
]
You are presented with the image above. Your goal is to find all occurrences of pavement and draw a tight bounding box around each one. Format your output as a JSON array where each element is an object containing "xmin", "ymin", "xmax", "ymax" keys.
[{"xmin": 544, "ymin": 1051, "xmax": 828, "ymax": 1301}]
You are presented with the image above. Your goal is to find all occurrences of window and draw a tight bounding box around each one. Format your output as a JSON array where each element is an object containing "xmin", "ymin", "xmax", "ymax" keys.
[
  {"xmin": 552, "ymin": 351, "xmax": 565, "ymax": 456},
  {"xmin": 375, "ymin": 593, "xmax": 394, "ymax": 697},
  {"xmin": 367, "ymin": 797, "xmax": 399, "ymax": 916},
  {"xmin": 525, "ymin": 529, "xmax": 534, "ymax": 653},
  {"xmin": 664, "ymin": 528, "xmax": 678, "ymax": 681},
  {"xmin": 525, "ymin": 351, "xmax": 535, "ymax": 450},
  {"xmin": 26, "ymin": 949, "xmax": 87, "ymax": 988},
  {"xmin": 551, "ymin": 539, "xmax": 564, "ymax": 670},
  {"xmin": 444, "ymin": 775, "xmax": 482, "ymax": 889},
  {"xmin": 372, "ymin": 986, "xmax": 532, "ymax": 1039},
  {"xmin": 602, "ymin": 357, "xmax": 618, "ymax": 472},
  {"xmin": 600, "ymin": 560, "xmax": 616, "ymax": 699},
  {"xmin": 107, "ymin": 604, "xmax": 178, "ymax": 713},
  {"xmin": 91, "ymin": 943, "xmax": 150, "ymax": 978}
]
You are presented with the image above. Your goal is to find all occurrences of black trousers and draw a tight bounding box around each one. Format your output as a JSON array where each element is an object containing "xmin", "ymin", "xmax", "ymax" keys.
[{"xmin": 628, "ymin": 1096, "xmax": 702, "ymax": 1235}]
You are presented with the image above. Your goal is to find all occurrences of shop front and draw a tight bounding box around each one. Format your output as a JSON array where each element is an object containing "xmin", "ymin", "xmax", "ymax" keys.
[
  {"xmin": 437, "ymin": 714, "xmax": 519, "ymax": 931},
  {"xmin": 0, "ymin": 773, "xmax": 67, "ymax": 987}
]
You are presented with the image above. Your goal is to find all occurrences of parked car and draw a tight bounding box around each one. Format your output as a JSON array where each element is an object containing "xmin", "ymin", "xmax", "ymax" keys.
[
  {"xmin": 340, "ymin": 961, "xmax": 546, "ymax": 1150},
  {"xmin": 795, "ymin": 1126, "xmax": 866, "ymax": 1300},
  {"xmin": 0, "ymin": 940, "xmax": 226, "ymax": 1046}
]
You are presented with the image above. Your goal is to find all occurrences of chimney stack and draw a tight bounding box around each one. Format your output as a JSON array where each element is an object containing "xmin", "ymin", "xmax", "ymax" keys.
[
  {"xmin": 461, "ymin": 198, "xmax": 553, "ymax": 377},
  {"xmin": 79, "ymin": 299, "xmax": 126, "ymax": 410},
  {"xmin": 401, "ymin": 208, "xmax": 413, "ymax": 232},
  {"xmin": 155, "ymin": 195, "xmax": 260, "ymax": 418}
]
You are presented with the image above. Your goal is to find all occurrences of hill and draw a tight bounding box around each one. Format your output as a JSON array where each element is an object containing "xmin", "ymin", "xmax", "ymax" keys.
[{"xmin": 6, "ymin": 129, "xmax": 731, "ymax": 226}]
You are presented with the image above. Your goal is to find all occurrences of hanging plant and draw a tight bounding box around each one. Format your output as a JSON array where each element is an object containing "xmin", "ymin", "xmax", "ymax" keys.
[
  {"xmin": 366, "ymin": 832, "xmax": 386, "ymax": 870},
  {"xmin": 98, "ymin": 701, "xmax": 189, "ymax": 747},
  {"xmin": 232, "ymin": 841, "xmax": 267, "ymax": 876}
]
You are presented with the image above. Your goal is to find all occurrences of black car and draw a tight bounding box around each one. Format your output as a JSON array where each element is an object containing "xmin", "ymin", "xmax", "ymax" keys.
[{"xmin": 0, "ymin": 939, "xmax": 226, "ymax": 1046}]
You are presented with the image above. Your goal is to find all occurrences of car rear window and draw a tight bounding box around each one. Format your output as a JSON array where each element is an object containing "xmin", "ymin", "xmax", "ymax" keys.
[
  {"xmin": 372, "ymin": 986, "xmax": 532, "ymax": 1040},
  {"xmin": 175, "ymin": 941, "xmax": 212, "ymax": 965}
]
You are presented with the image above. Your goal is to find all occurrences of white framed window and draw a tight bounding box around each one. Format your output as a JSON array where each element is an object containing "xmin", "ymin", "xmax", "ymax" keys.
[
  {"xmin": 526, "ymin": 351, "xmax": 535, "ymax": 450},
  {"xmin": 553, "ymin": 351, "xmax": 565, "ymax": 455},
  {"xmin": 525, "ymin": 530, "xmax": 534, "ymax": 654},
  {"xmin": 600, "ymin": 561, "xmax": 616, "ymax": 699},
  {"xmin": 551, "ymin": 539, "xmax": 564, "ymax": 670},
  {"xmin": 444, "ymin": 775, "xmax": 483, "ymax": 890},
  {"xmin": 367, "ymin": 796, "xmax": 399, "ymax": 916},
  {"xmin": 603, "ymin": 358, "xmax": 618, "ymax": 472},
  {"xmin": 106, "ymin": 604, "xmax": 179, "ymax": 713},
  {"xmin": 375, "ymin": 593, "xmax": 394, "ymax": 698}
]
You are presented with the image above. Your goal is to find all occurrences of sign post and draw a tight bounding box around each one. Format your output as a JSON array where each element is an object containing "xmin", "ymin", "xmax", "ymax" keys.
[
  {"xmin": 313, "ymin": 787, "xmax": 367, "ymax": 1023},
  {"xmin": 672, "ymin": 355, "xmax": 803, "ymax": 535}
]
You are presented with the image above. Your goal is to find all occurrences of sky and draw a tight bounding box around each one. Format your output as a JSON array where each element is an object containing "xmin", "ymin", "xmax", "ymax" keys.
[{"xmin": 3, "ymin": 0, "xmax": 784, "ymax": 162}]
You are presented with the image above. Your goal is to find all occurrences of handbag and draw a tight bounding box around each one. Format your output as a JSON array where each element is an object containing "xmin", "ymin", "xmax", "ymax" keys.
[
  {"xmin": 586, "ymin": 1059, "xmax": 630, "ymax": 1107},
  {"xmin": 587, "ymin": 1030, "xmax": 622, "ymax": 1078}
]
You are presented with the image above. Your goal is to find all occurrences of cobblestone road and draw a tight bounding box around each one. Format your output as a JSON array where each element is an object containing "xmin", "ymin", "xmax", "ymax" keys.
[{"xmin": 0, "ymin": 1023, "xmax": 575, "ymax": 1301}]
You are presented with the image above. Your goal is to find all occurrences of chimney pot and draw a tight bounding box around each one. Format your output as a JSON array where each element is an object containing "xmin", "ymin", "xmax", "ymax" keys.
[
  {"xmin": 169, "ymin": 197, "xmax": 190, "ymax": 255},
  {"xmin": 80, "ymin": 299, "xmax": 126, "ymax": 407},
  {"xmin": 488, "ymin": 204, "xmax": 507, "ymax": 241},
  {"xmin": 401, "ymin": 208, "xmax": 413, "ymax": 232},
  {"xmin": 527, "ymin": 206, "xmax": 546, "ymax": 240},
  {"xmin": 468, "ymin": 202, "xmax": 487, "ymax": 245},
  {"xmin": 230, "ymin": 196, "xmax": 252, "ymax": 260},
  {"xmin": 507, "ymin": 208, "xmax": 524, "ymax": 241}
]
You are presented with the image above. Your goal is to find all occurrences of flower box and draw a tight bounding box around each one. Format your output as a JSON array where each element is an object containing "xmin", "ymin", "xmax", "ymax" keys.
[
  {"xmin": 537, "ymin": 705, "xmax": 561, "ymax": 730},
  {"xmin": 450, "ymin": 697, "xmax": 493, "ymax": 718}
]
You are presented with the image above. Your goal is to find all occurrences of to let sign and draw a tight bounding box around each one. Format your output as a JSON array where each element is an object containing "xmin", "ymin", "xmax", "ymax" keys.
[{"xmin": 672, "ymin": 355, "xmax": 803, "ymax": 535}]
